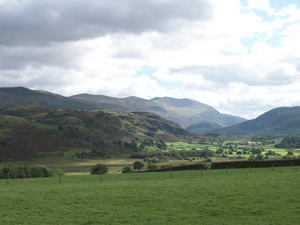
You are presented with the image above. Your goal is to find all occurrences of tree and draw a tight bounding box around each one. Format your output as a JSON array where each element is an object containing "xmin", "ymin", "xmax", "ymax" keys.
[
  {"xmin": 90, "ymin": 164, "xmax": 108, "ymax": 182},
  {"xmin": 122, "ymin": 166, "xmax": 132, "ymax": 173},
  {"xmin": 90, "ymin": 164, "xmax": 108, "ymax": 175},
  {"xmin": 133, "ymin": 161, "xmax": 144, "ymax": 171}
]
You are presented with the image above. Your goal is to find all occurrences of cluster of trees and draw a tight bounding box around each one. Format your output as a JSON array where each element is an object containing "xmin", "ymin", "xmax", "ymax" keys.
[
  {"xmin": 138, "ymin": 139, "xmax": 167, "ymax": 151},
  {"xmin": 74, "ymin": 151, "xmax": 110, "ymax": 159},
  {"xmin": 0, "ymin": 165, "xmax": 63, "ymax": 179},
  {"xmin": 113, "ymin": 140, "xmax": 138, "ymax": 151},
  {"xmin": 275, "ymin": 136, "xmax": 300, "ymax": 149},
  {"xmin": 215, "ymin": 145, "xmax": 265, "ymax": 156},
  {"xmin": 131, "ymin": 149, "xmax": 214, "ymax": 163},
  {"xmin": 251, "ymin": 136, "xmax": 276, "ymax": 145},
  {"xmin": 114, "ymin": 139, "xmax": 167, "ymax": 152}
]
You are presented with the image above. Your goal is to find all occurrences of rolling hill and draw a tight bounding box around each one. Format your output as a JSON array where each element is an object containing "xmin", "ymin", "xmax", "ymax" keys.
[
  {"xmin": 218, "ymin": 106, "xmax": 300, "ymax": 136},
  {"xmin": 0, "ymin": 105, "xmax": 191, "ymax": 160}
]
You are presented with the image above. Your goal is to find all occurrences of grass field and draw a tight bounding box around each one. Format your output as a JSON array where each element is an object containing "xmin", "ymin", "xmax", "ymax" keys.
[{"xmin": 1, "ymin": 167, "xmax": 300, "ymax": 225}]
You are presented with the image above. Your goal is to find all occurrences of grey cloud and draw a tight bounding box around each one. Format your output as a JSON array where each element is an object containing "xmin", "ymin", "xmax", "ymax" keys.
[
  {"xmin": 0, "ymin": 67, "xmax": 74, "ymax": 90},
  {"xmin": 0, "ymin": 0, "xmax": 212, "ymax": 46},
  {"xmin": 0, "ymin": 44, "xmax": 81, "ymax": 70},
  {"xmin": 171, "ymin": 64, "xmax": 299, "ymax": 86}
]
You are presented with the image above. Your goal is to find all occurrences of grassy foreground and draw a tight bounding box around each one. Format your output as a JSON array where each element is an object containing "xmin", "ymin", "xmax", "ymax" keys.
[{"xmin": 1, "ymin": 167, "xmax": 300, "ymax": 225}]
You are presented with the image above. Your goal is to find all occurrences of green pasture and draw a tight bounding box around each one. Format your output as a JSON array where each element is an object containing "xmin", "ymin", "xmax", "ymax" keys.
[
  {"xmin": 1, "ymin": 167, "xmax": 300, "ymax": 225},
  {"xmin": 166, "ymin": 141, "xmax": 300, "ymax": 158}
]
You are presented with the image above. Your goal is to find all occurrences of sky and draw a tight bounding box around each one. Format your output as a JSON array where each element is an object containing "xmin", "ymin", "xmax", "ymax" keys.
[{"xmin": 0, "ymin": 0, "xmax": 300, "ymax": 119}]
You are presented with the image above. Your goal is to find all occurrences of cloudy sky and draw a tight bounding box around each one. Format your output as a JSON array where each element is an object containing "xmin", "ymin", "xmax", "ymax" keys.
[{"xmin": 1, "ymin": 0, "xmax": 300, "ymax": 119}]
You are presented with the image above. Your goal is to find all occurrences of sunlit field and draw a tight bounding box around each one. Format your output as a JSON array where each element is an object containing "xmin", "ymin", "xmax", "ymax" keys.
[{"xmin": 1, "ymin": 167, "xmax": 300, "ymax": 225}]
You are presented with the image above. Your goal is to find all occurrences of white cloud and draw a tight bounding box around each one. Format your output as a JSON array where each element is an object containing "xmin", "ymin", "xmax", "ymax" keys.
[
  {"xmin": 246, "ymin": 0, "xmax": 270, "ymax": 10},
  {"xmin": 1, "ymin": 0, "xmax": 300, "ymax": 120}
]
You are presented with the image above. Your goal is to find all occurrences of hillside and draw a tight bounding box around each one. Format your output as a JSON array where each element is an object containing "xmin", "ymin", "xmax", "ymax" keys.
[
  {"xmin": 0, "ymin": 105, "xmax": 190, "ymax": 160},
  {"xmin": 186, "ymin": 121, "xmax": 223, "ymax": 134},
  {"xmin": 218, "ymin": 107, "xmax": 300, "ymax": 136}
]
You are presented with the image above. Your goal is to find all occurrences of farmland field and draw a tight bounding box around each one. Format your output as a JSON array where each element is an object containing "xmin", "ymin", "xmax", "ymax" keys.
[{"xmin": 1, "ymin": 167, "xmax": 300, "ymax": 225}]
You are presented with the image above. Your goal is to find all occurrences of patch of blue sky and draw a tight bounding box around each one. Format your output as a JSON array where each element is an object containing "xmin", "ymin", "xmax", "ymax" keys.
[
  {"xmin": 240, "ymin": 32, "xmax": 270, "ymax": 52},
  {"xmin": 135, "ymin": 65, "xmax": 157, "ymax": 77},
  {"xmin": 135, "ymin": 65, "xmax": 182, "ymax": 90},
  {"xmin": 252, "ymin": 9, "xmax": 276, "ymax": 21},
  {"xmin": 240, "ymin": 0, "xmax": 300, "ymax": 10},
  {"xmin": 265, "ymin": 30, "xmax": 285, "ymax": 47},
  {"xmin": 270, "ymin": 0, "xmax": 300, "ymax": 10}
]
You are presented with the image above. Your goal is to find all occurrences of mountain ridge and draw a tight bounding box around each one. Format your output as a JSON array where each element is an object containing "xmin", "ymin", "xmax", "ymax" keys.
[
  {"xmin": 71, "ymin": 94, "xmax": 246, "ymax": 128},
  {"xmin": 0, "ymin": 87, "xmax": 246, "ymax": 128}
]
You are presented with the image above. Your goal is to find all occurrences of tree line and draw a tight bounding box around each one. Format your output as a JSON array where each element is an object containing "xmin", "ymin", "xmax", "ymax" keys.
[{"xmin": 0, "ymin": 165, "xmax": 63, "ymax": 179}]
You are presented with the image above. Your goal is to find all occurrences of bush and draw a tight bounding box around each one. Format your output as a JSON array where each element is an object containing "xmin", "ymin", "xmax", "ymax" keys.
[
  {"xmin": 122, "ymin": 166, "xmax": 132, "ymax": 173},
  {"xmin": 90, "ymin": 164, "xmax": 108, "ymax": 175}
]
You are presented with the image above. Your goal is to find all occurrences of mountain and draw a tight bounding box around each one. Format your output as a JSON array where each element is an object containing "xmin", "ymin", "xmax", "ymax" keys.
[
  {"xmin": 218, "ymin": 107, "xmax": 300, "ymax": 136},
  {"xmin": 151, "ymin": 97, "xmax": 246, "ymax": 128},
  {"xmin": 0, "ymin": 105, "xmax": 190, "ymax": 160},
  {"xmin": 71, "ymin": 95, "xmax": 246, "ymax": 128},
  {"xmin": 0, "ymin": 87, "xmax": 246, "ymax": 128}
]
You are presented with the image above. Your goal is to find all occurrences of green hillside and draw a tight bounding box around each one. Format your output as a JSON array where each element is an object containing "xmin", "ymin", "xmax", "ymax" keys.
[
  {"xmin": 0, "ymin": 105, "xmax": 190, "ymax": 161},
  {"xmin": 219, "ymin": 107, "xmax": 300, "ymax": 136}
]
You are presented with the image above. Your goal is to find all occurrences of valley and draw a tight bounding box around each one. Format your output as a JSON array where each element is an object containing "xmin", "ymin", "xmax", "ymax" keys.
[{"xmin": 1, "ymin": 87, "xmax": 300, "ymax": 225}]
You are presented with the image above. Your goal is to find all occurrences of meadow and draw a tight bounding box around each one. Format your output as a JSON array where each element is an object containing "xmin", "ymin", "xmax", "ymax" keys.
[{"xmin": 1, "ymin": 167, "xmax": 300, "ymax": 225}]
